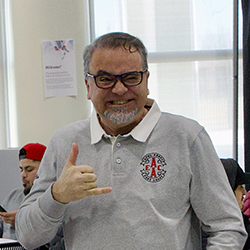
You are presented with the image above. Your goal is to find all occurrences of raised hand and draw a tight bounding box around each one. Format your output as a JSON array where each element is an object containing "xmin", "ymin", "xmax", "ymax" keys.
[
  {"xmin": 52, "ymin": 142, "xmax": 112, "ymax": 204},
  {"xmin": 0, "ymin": 210, "xmax": 18, "ymax": 228}
]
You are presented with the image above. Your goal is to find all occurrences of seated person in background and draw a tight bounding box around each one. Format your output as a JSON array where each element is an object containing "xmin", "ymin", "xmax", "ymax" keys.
[
  {"xmin": 202, "ymin": 158, "xmax": 250, "ymax": 250},
  {"xmin": 242, "ymin": 178, "xmax": 250, "ymax": 249},
  {"xmin": 243, "ymin": 191, "xmax": 250, "ymax": 217},
  {"xmin": 0, "ymin": 143, "xmax": 46, "ymax": 239},
  {"xmin": 0, "ymin": 143, "xmax": 64, "ymax": 249}
]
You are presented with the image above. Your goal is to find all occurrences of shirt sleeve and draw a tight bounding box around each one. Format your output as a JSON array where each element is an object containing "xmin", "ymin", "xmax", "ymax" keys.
[
  {"xmin": 0, "ymin": 218, "xmax": 3, "ymax": 238},
  {"xmin": 189, "ymin": 128, "xmax": 247, "ymax": 249},
  {"xmin": 0, "ymin": 198, "xmax": 7, "ymax": 238}
]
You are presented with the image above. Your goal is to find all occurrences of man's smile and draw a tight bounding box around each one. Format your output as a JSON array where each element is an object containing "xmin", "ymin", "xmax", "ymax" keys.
[{"xmin": 111, "ymin": 100, "xmax": 129, "ymax": 105}]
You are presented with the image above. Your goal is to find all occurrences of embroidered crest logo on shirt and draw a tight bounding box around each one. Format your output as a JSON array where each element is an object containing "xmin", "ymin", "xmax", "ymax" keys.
[{"xmin": 140, "ymin": 152, "xmax": 167, "ymax": 183}]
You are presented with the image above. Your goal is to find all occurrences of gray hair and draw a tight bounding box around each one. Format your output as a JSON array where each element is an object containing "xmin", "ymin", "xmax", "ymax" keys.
[{"xmin": 83, "ymin": 32, "xmax": 148, "ymax": 76}]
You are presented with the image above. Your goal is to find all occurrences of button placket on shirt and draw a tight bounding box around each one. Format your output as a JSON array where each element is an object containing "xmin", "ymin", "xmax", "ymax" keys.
[{"xmin": 113, "ymin": 139, "xmax": 125, "ymax": 175}]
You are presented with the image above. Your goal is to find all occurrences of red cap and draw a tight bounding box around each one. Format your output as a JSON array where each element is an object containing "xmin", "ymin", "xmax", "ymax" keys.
[{"xmin": 19, "ymin": 143, "xmax": 46, "ymax": 162}]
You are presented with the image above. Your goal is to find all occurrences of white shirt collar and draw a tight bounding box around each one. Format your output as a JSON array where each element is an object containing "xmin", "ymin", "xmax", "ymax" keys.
[{"xmin": 90, "ymin": 100, "xmax": 162, "ymax": 144}]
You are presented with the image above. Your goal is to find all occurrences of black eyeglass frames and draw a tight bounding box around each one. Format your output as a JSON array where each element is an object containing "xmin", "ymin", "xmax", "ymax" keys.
[{"xmin": 86, "ymin": 69, "xmax": 148, "ymax": 89}]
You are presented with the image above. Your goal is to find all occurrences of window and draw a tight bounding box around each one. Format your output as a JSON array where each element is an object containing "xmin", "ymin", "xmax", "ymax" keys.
[
  {"xmin": 91, "ymin": 0, "xmax": 244, "ymax": 165},
  {"xmin": 0, "ymin": 0, "xmax": 17, "ymax": 149}
]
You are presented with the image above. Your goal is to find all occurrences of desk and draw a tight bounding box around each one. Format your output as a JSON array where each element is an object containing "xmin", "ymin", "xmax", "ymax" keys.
[{"xmin": 0, "ymin": 239, "xmax": 23, "ymax": 249}]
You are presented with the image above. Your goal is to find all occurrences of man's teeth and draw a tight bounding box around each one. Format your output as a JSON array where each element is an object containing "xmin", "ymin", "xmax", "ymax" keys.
[{"xmin": 112, "ymin": 101, "xmax": 128, "ymax": 105}]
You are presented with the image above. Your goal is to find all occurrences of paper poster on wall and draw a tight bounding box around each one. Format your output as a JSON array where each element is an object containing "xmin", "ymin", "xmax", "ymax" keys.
[{"xmin": 42, "ymin": 39, "xmax": 77, "ymax": 98}]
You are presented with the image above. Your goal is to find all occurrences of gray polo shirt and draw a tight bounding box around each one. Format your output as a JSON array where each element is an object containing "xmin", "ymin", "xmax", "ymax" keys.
[
  {"xmin": 0, "ymin": 188, "xmax": 24, "ymax": 239},
  {"xmin": 16, "ymin": 101, "xmax": 247, "ymax": 249}
]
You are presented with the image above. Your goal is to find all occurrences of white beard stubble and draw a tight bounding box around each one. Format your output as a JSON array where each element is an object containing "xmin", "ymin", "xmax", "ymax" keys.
[{"xmin": 104, "ymin": 106, "xmax": 139, "ymax": 125}]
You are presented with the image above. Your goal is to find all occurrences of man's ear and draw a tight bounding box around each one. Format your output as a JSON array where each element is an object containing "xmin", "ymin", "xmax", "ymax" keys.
[{"xmin": 85, "ymin": 79, "xmax": 91, "ymax": 100}]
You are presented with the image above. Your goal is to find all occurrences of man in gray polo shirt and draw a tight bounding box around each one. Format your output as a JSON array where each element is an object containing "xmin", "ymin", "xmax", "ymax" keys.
[{"xmin": 16, "ymin": 32, "xmax": 247, "ymax": 249}]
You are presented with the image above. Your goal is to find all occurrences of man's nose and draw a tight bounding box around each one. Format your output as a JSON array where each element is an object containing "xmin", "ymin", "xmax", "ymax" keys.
[
  {"xmin": 22, "ymin": 171, "xmax": 27, "ymax": 178},
  {"xmin": 111, "ymin": 79, "xmax": 128, "ymax": 95}
]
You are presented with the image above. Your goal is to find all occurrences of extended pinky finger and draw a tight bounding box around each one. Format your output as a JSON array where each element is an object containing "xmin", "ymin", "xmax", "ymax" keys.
[{"xmin": 86, "ymin": 187, "xmax": 112, "ymax": 196}]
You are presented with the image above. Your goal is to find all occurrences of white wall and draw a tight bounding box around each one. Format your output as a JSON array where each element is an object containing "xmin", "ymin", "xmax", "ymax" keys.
[{"xmin": 7, "ymin": 0, "xmax": 90, "ymax": 148}]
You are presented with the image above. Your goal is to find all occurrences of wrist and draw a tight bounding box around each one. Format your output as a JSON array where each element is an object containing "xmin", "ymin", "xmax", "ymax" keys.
[{"xmin": 51, "ymin": 183, "xmax": 68, "ymax": 204}]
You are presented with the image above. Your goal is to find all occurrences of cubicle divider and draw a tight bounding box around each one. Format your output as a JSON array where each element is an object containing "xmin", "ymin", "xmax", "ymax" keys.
[{"xmin": 0, "ymin": 149, "xmax": 22, "ymax": 203}]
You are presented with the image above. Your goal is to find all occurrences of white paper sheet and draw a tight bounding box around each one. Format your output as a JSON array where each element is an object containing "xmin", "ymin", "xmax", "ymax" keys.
[
  {"xmin": 42, "ymin": 39, "xmax": 77, "ymax": 98},
  {"xmin": 0, "ymin": 238, "xmax": 19, "ymax": 243}
]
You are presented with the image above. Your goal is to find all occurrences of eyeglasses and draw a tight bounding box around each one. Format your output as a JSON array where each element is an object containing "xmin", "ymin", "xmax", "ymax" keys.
[{"xmin": 86, "ymin": 70, "xmax": 148, "ymax": 89}]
